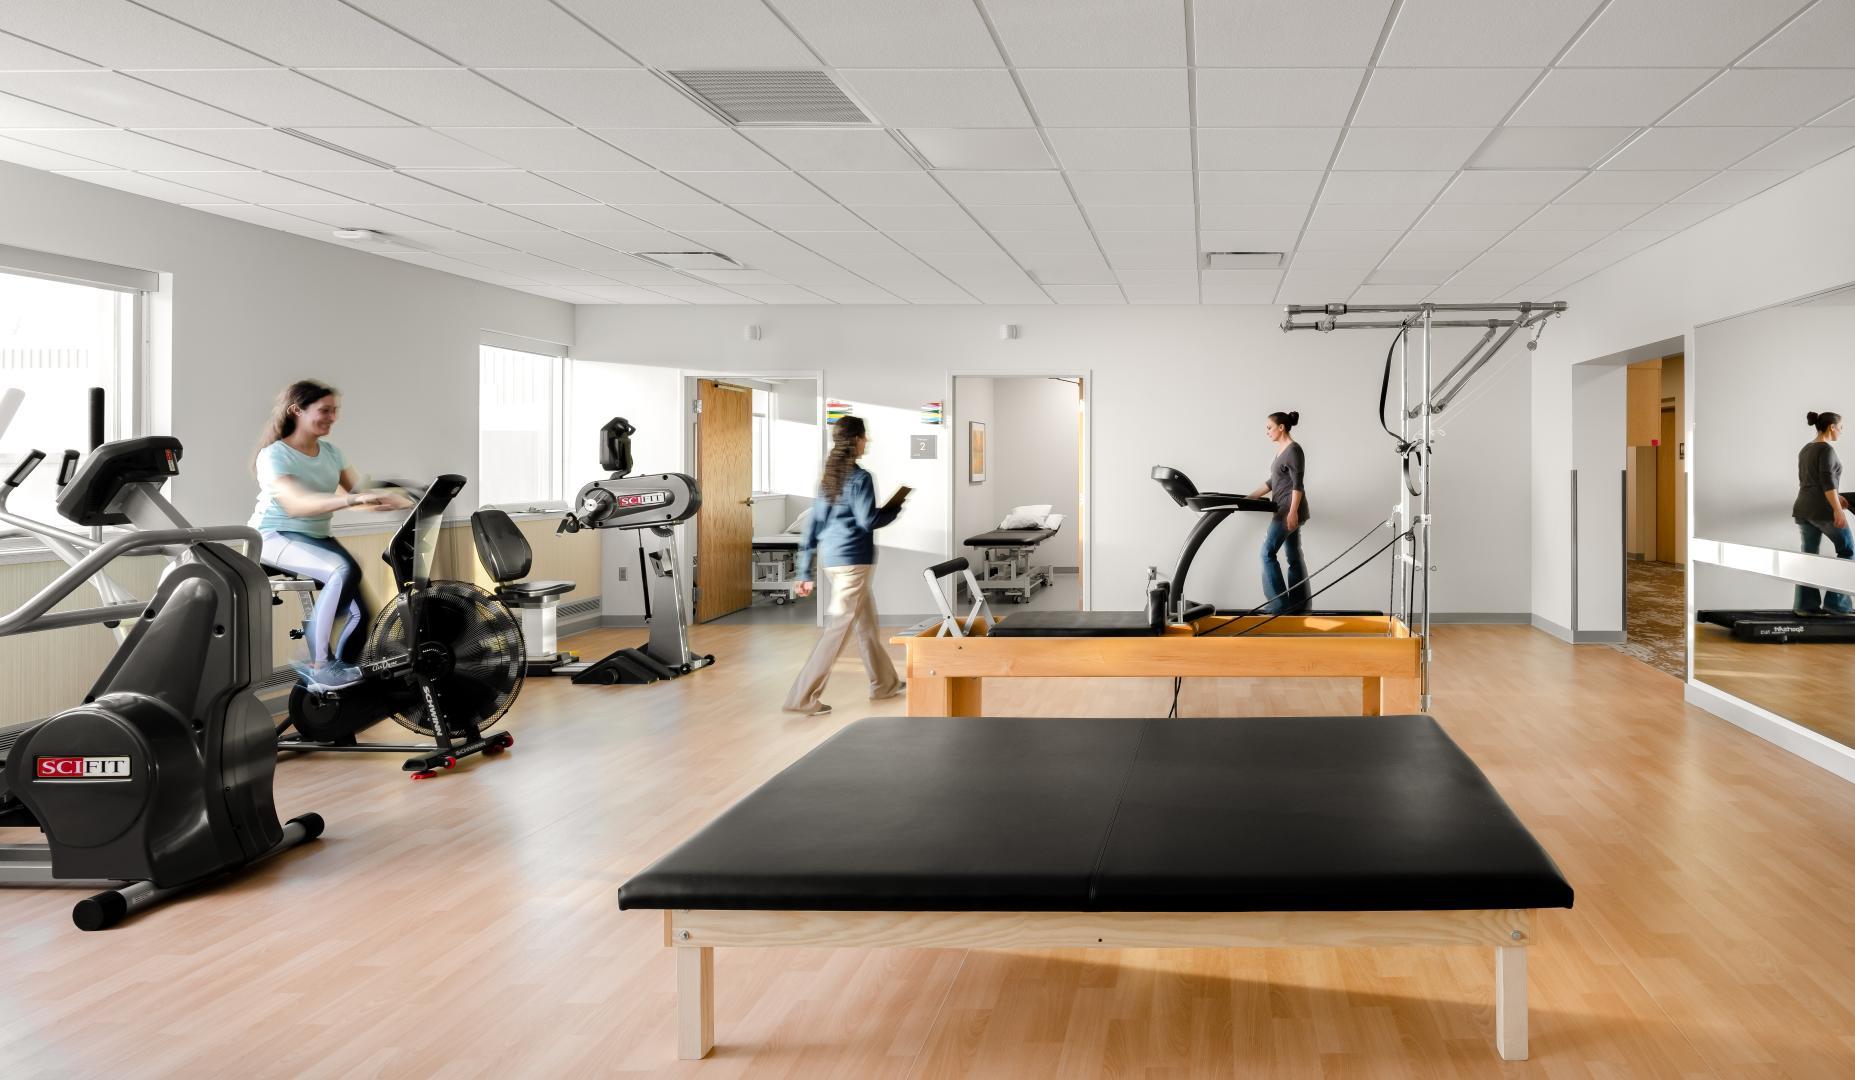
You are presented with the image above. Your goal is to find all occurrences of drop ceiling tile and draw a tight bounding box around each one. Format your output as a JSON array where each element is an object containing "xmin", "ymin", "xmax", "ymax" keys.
[
  {"xmin": 743, "ymin": 128, "xmax": 917, "ymax": 171},
  {"xmin": 1018, "ymin": 69, "xmax": 1188, "ymax": 127},
  {"xmin": 1197, "ymin": 171, "xmax": 1323, "ymax": 203},
  {"xmin": 1094, "ymin": 231, "xmax": 1198, "ymax": 254},
  {"xmin": 1394, "ymin": 229, "xmax": 1503, "ymax": 250},
  {"xmin": 1440, "ymin": 268, "xmax": 1526, "ymax": 289},
  {"xmin": 917, "ymin": 250, "xmax": 1023, "ymax": 276},
  {"xmin": 52, "ymin": 170, "xmax": 225, "ymax": 202},
  {"xmin": 393, "ymin": 230, "xmax": 514, "ymax": 253},
  {"xmin": 584, "ymin": 268, "xmax": 695, "ymax": 286},
  {"xmin": 0, "ymin": 95, "xmax": 107, "ymax": 129},
  {"xmin": 1463, "ymin": 249, "xmax": 1565, "ymax": 273},
  {"xmin": 1624, "ymin": 203, "xmax": 1730, "ymax": 230},
  {"xmin": 1123, "ymin": 287, "xmax": 1198, "ymax": 303},
  {"xmin": 1195, "ymin": 0, "xmax": 1394, "ymax": 66},
  {"xmin": 1814, "ymin": 98, "xmax": 1855, "ymax": 125},
  {"xmin": 966, "ymin": 203, "xmax": 1088, "ymax": 229},
  {"xmin": 1319, "ymin": 170, "xmax": 1455, "ymax": 203},
  {"xmin": 538, "ymin": 171, "xmax": 712, "ymax": 203},
  {"xmin": 1509, "ymin": 69, "xmax": 1715, "ymax": 126},
  {"xmin": 1045, "ymin": 127, "xmax": 1190, "ymax": 170},
  {"xmin": 1378, "ymin": 249, "xmax": 1481, "ymax": 270},
  {"xmin": 1306, "ymin": 204, "xmax": 1425, "ymax": 229},
  {"xmin": 935, "ymin": 170, "xmax": 1073, "ymax": 205},
  {"xmin": 1352, "ymin": 69, "xmax": 1538, "ymax": 127},
  {"xmin": 1198, "ymin": 204, "xmax": 1310, "ymax": 229},
  {"xmin": 672, "ymin": 171, "xmax": 834, "ymax": 204},
  {"xmin": 592, "ymin": 129, "xmax": 782, "ymax": 171},
  {"xmin": 772, "ymin": 0, "xmax": 1004, "ymax": 66},
  {"xmin": 1671, "ymin": 170, "xmax": 1793, "ymax": 203},
  {"xmin": 10, "ymin": 129, "xmax": 243, "ymax": 170},
  {"xmin": 1521, "ymin": 202, "xmax": 1651, "ymax": 228},
  {"xmin": 1281, "ymin": 269, "xmax": 1367, "ymax": 295},
  {"xmin": 1415, "ymin": 203, "xmax": 1541, "ymax": 228},
  {"xmin": 1493, "ymin": 229, "xmax": 1609, "ymax": 252},
  {"xmin": 738, "ymin": 204, "xmax": 869, "ymax": 230},
  {"xmin": 851, "ymin": 204, "xmax": 975, "ymax": 229},
  {"xmin": 490, "ymin": 69, "xmax": 726, "ymax": 127},
  {"xmin": 344, "ymin": 0, "xmax": 633, "ymax": 66},
  {"xmin": 434, "ymin": 127, "xmax": 648, "ymax": 170},
  {"xmin": 194, "ymin": 203, "xmax": 336, "ymax": 230},
  {"xmin": 1117, "ymin": 269, "xmax": 1197, "ymax": 287},
  {"xmin": 1352, "ymin": 285, "xmax": 1434, "ymax": 303},
  {"xmin": 379, "ymin": 253, "xmax": 540, "ymax": 284},
  {"xmin": 733, "ymin": 285, "xmax": 830, "ymax": 304},
  {"xmin": 1584, "ymin": 229, "xmax": 1677, "ymax": 255},
  {"xmin": 303, "ymin": 69, "xmax": 560, "ymax": 126},
  {"xmin": 901, "ymin": 128, "xmax": 1053, "ymax": 170},
  {"xmin": 1, "ymin": 0, "xmax": 266, "ymax": 67},
  {"xmin": 499, "ymin": 204, "xmax": 651, "ymax": 231},
  {"xmin": 381, "ymin": 203, "xmax": 548, "ymax": 230},
  {"xmin": 573, "ymin": 230, "xmax": 691, "ymax": 253},
  {"xmin": 1044, "ymin": 284, "xmax": 1125, "ymax": 303},
  {"xmin": 1560, "ymin": 0, "xmax": 1808, "ymax": 67},
  {"xmin": 1290, "ymin": 250, "xmax": 1381, "ymax": 270},
  {"xmin": 804, "ymin": 170, "xmax": 953, "ymax": 205},
  {"xmin": 685, "ymin": 268, "xmax": 787, "ymax": 286},
  {"xmin": 1439, "ymin": 170, "xmax": 1582, "ymax": 203},
  {"xmin": 619, "ymin": 204, "xmax": 762, "ymax": 230},
  {"xmin": 0, "ymin": 71, "xmax": 248, "ymax": 127},
  {"xmin": 1551, "ymin": 250, "xmax": 1628, "ymax": 274},
  {"xmin": 1556, "ymin": 170, "xmax": 1709, "ymax": 202},
  {"xmin": 1296, "ymin": 231, "xmax": 1402, "ymax": 252},
  {"xmin": 1665, "ymin": 69, "xmax": 1855, "ymax": 126},
  {"xmin": 808, "ymin": 283, "xmax": 904, "ymax": 303},
  {"xmin": 1733, "ymin": 127, "xmax": 1855, "ymax": 170},
  {"xmin": 1202, "ymin": 280, "xmax": 1278, "ymax": 304},
  {"xmin": 1603, "ymin": 126, "xmax": 1789, "ymax": 170},
  {"xmin": 1200, "ymin": 229, "xmax": 1299, "ymax": 251},
  {"xmin": 281, "ymin": 203, "xmax": 451, "ymax": 231},
  {"xmin": 139, "ymin": 128, "xmax": 379, "ymax": 171},
  {"xmin": 1086, "ymin": 204, "xmax": 1196, "ymax": 228},
  {"xmin": 0, "ymin": 31, "xmax": 95, "ymax": 70},
  {"xmin": 1379, "ymin": 0, "xmax": 1601, "ymax": 67},
  {"xmin": 992, "ymin": 230, "xmax": 1101, "ymax": 253},
  {"xmin": 554, "ymin": 0, "xmax": 814, "ymax": 67},
  {"xmin": 0, "ymin": 133, "xmax": 108, "ymax": 169},
  {"xmin": 1468, "ymin": 126, "xmax": 1638, "ymax": 169},
  {"xmin": 138, "ymin": 0, "xmax": 451, "ymax": 67},
  {"xmin": 886, "ymin": 230, "xmax": 1001, "ymax": 253},
  {"xmin": 1018, "ymin": 252, "xmax": 1116, "ymax": 284},
  {"xmin": 1332, "ymin": 128, "xmax": 1490, "ymax": 170},
  {"xmin": 1194, "ymin": 69, "xmax": 1364, "ymax": 127},
  {"xmin": 1741, "ymin": 0, "xmax": 1855, "ymax": 67},
  {"xmin": 1068, "ymin": 171, "xmax": 1194, "ymax": 205},
  {"xmin": 987, "ymin": 0, "xmax": 1184, "ymax": 66},
  {"xmin": 132, "ymin": 69, "xmax": 406, "ymax": 127},
  {"xmin": 291, "ymin": 126, "xmax": 504, "ymax": 167},
  {"xmin": 1195, "ymin": 127, "xmax": 1339, "ymax": 170},
  {"xmin": 278, "ymin": 169, "xmax": 474, "ymax": 202},
  {"xmin": 1367, "ymin": 269, "xmax": 1451, "ymax": 285},
  {"xmin": 837, "ymin": 69, "xmax": 1030, "ymax": 127},
  {"xmin": 1103, "ymin": 247, "xmax": 1197, "ymax": 271},
  {"xmin": 402, "ymin": 169, "xmax": 590, "ymax": 203},
  {"xmin": 518, "ymin": 238, "xmax": 662, "ymax": 269},
  {"xmin": 143, "ymin": 170, "xmax": 342, "ymax": 202}
]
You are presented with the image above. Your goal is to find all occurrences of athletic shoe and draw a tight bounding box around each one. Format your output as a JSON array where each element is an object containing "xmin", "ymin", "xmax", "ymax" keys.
[
  {"xmin": 871, "ymin": 683, "xmax": 907, "ymax": 701},
  {"xmin": 784, "ymin": 703, "xmax": 832, "ymax": 716},
  {"xmin": 297, "ymin": 660, "xmax": 365, "ymax": 691}
]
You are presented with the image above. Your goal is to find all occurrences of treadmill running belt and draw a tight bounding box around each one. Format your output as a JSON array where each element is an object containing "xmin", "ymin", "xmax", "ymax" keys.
[{"xmin": 1698, "ymin": 609, "xmax": 1855, "ymax": 643}]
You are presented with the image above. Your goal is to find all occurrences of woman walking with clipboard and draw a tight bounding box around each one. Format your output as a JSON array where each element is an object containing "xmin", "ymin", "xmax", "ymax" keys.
[{"xmin": 783, "ymin": 415, "xmax": 910, "ymax": 715}]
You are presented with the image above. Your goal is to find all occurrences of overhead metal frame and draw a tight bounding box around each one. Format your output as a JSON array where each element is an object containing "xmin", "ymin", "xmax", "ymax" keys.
[{"xmin": 1280, "ymin": 300, "xmax": 1568, "ymax": 710}]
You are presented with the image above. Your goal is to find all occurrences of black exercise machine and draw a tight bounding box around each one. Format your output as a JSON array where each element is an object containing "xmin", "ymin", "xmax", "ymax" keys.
[
  {"xmin": 1696, "ymin": 609, "xmax": 1855, "ymax": 643},
  {"xmin": 0, "ymin": 436, "xmax": 321, "ymax": 929}
]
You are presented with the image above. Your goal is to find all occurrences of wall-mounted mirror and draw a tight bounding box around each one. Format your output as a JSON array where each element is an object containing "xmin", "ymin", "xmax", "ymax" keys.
[{"xmin": 1694, "ymin": 560, "xmax": 1855, "ymax": 749}]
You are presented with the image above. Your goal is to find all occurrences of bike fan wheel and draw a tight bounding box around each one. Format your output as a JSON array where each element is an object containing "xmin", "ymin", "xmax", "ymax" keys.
[{"xmin": 364, "ymin": 581, "xmax": 526, "ymax": 737}]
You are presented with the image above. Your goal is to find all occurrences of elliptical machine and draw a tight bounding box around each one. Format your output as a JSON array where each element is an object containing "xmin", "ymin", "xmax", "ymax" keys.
[
  {"xmin": 546, "ymin": 418, "xmax": 714, "ymax": 685},
  {"xmin": 0, "ymin": 436, "xmax": 322, "ymax": 930}
]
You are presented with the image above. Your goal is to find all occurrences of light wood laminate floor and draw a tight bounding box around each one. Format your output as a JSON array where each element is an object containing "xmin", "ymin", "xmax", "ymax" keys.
[{"xmin": 3, "ymin": 624, "xmax": 1854, "ymax": 1077}]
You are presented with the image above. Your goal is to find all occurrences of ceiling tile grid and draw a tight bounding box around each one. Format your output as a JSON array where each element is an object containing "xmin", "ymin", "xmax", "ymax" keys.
[{"xmin": 0, "ymin": 0, "xmax": 1851, "ymax": 304}]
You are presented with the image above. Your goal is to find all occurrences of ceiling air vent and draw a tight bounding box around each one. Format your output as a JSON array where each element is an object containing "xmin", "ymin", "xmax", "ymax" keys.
[
  {"xmin": 637, "ymin": 252, "xmax": 742, "ymax": 270},
  {"xmin": 665, "ymin": 70, "xmax": 872, "ymax": 126},
  {"xmin": 1205, "ymin": 251, "xmax": 1285, "ymax": 269}
]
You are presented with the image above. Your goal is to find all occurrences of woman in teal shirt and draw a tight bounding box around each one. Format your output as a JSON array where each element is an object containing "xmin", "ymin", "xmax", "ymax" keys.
[{"xmin": 250, "ymin": 380, "xmax": 407, "ymax": 689}]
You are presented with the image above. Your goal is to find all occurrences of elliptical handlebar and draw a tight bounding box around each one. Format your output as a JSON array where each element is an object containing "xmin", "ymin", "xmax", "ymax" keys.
[
  {"xmin": 5, "ymin": 449, "xmax": 45, "ymax": 490},
  {"xmin": 0, "ymin": 525, "xmax": 262, "ymax": 638}
]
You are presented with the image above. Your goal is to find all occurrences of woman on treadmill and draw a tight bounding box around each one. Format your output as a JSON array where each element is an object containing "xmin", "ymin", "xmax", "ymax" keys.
[
  {"xmin": 250, "ymin": 379, "xmax": 409, "ymax": 689},
  {"xmin": 1248, "ymin": 410, "xmax": 1310, "ymax": 615},
  {"xmin": 1794, "ymin": 410, "xmax": 1854, "ymax": 616}
]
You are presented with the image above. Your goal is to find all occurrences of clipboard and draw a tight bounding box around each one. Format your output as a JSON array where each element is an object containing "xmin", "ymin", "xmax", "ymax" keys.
[{"xmin": 882, "ymin": 485, "xmax": 912, "ymax": 512}]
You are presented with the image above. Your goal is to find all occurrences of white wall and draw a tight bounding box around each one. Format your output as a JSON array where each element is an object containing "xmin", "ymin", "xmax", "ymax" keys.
[
  {"xmin": 951, "ymin": 376, "xmax": 996, "ymax": 549},
  {"xmin": 575, "ymin": 304, "xmax": 1533, "ymax": 618},
  {"xmin": 0, "ymin": 163, "xmax": 573, "ymax": 530},
  {"xmin": 990, "ymin": 377, "xmax": 1081, "ymax": 567}
]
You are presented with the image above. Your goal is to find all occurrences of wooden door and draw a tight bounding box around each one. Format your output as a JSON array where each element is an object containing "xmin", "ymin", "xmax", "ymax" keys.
[
  {"xmin": 695, "ymin": 379, "xmax": 753, "ymax": 622},
  {"xmin": 1656, "ymin": 408, "xmax": 1677, "ymax": 564}
]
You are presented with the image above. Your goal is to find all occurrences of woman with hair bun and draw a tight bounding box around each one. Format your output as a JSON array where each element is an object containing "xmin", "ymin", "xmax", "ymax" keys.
[
  {"xmin": 1248, "ymin": 410, "xmax": 1310, "ymax": 615},
  {"xmin": 1794, "ymin": 410, "xmax": 1853, "ymax": 615}
]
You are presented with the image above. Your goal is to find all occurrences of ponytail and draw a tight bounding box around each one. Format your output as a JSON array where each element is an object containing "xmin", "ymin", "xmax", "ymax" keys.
[{"xmin": 820, "ymin": 415, "xmax": 866, "ymax": 502}]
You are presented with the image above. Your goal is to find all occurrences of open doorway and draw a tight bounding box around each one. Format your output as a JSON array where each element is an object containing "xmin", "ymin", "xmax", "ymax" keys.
[
  {"xmin": 950, "ymin": 374, "xmax": 1088, "ymax": 611},
  {"xmin": 1617, "ymin": 353, "xmax": 1686, "ymax": 677},
  {"xmin": 684, "ymin": 374, "xmax": 823, "ymax": 626}
]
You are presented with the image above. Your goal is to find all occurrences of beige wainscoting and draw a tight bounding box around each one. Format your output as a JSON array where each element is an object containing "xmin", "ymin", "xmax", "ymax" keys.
[{"xmin": 0, "ymin": 515, "xmax": 600, "ymax": 729}]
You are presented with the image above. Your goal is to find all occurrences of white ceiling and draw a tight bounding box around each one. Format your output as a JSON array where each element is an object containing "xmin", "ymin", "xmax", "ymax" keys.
[{"xmin": 1, "ymin": 0, "xmax": 1853, "ymax": 306}]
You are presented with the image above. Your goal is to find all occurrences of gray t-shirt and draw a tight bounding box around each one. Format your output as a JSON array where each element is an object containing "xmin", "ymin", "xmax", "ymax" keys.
[
  {"xmin": 1267, "ymin": 442, "xmax": 1309, "ymax": 522},
  {"xmin": 1794, "ymin": 440, "xmax": 1842, "ymax": 527}
]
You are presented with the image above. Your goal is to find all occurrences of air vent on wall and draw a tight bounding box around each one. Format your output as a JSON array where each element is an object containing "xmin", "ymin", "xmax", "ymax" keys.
[
  {"xmin": 665, "ymin": 70, "xmax": 873, "ymax": 126},
  {"xmin": 637, "ymin": 251, "xmax": 742, "ymax": 270},
  {"xmin": 1205, "ymin": 251, "xmax": 1285, "ymax": 269}
]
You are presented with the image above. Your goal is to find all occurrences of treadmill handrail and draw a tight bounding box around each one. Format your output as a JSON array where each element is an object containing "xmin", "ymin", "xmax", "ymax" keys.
[{"xmin": 0, "ymin": 525, "xmax": 261, "ymax": 638}]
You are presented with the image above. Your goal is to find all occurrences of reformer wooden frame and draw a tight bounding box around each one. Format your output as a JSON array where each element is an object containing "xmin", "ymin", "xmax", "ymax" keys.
[
  {"xmin": 891, "ymin": 612, "xmax": 1425, "ymax": 717},
  {"xmin": 663, "ymin": 905, "xmax": 1536, "ymax": 1061}
]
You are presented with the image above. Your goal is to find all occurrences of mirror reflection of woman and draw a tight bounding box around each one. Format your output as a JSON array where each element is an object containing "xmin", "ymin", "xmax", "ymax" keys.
[{"xmin": 1793, "ymin": 410, "xmax": 1854, "ymax": 616}]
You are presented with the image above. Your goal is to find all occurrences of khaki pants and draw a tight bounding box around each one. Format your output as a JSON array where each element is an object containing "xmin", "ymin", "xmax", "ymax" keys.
[{"xmin": 784, "ymin": 564, "xmax": 901, "ymax": 711}]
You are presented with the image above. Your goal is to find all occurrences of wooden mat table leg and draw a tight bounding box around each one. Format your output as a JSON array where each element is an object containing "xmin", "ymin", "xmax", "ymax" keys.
[
  {"xmin": 677, "ymin": 945, "xmax": 714, "ymax": 1059},
  {"xmin": 1496, "ymin": 944, "xmax": 1527, "ymax": 1061},
  {"xmin": 909, "ymin": 675, "xmax": 983, "ymax": 717},
  {"xmin": 1365, "ymin": 675, "xmax": 1422, "ymax": 715}
]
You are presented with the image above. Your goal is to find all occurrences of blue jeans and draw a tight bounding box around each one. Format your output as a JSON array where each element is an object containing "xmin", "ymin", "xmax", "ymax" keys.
[
  {"xmin": 1796, "ymin": 520, "xmax": 1855, "ymax": 615},
  {"xmin": 1261, "ymin": 518, "xmax": 1309, "ymax": 615}
]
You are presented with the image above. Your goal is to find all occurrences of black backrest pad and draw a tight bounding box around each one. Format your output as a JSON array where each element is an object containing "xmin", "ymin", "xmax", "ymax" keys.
[
  {"xmin": 471, "ymin": 509, "xmax": 533, "ymax": 584},
  {"xmin": 55, "ymin": 436, "xmax": 181, "ymax": 527},
  {"xmin": 619, "ymin": 715, "xmax": 1572, "ymax": 913}
]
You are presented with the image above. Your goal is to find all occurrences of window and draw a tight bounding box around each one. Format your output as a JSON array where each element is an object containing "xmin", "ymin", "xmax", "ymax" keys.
[
  {"xmin": 0, "ymin": 270, "xmax": 138, "ymax": 532},
  {"xmin": 478, "ymin": 344, "xmax": 564, "ymax": 507}
]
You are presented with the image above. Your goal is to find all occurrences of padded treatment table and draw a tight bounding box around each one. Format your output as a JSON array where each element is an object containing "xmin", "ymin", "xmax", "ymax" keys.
[
  {"xmin": 1697, "ymin": 608, "xmax": 1855, "ymax": 643},
  {"xmin": 620, "ymin": 714, "xmax": 1572, "ymax": 1062},
  {"xmin": 964, "ymin": 525, "xmax": 1062, "ymax": 603},
  {"xmin": 751, "ymin": 535, "xmax": 801, "ymax": 604}
]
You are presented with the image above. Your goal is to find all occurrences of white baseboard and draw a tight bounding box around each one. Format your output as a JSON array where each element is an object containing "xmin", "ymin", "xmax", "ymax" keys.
[{"xmin": 1685, "ymin": 681, "xmax": 1855, "ymax": 784}]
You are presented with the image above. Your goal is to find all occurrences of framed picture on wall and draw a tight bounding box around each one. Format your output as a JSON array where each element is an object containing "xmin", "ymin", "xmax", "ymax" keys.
[{"xmin": 968, "ymin": 421, "xmax": 987, "ymax": 483}]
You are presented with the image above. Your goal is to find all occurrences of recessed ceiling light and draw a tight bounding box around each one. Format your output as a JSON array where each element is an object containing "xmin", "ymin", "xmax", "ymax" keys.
[{"xmin": 1205, "ymin": 251, "xmax": 1284, "ymax": 269}]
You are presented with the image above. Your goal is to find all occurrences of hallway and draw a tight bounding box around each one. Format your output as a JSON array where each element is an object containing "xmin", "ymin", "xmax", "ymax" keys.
[{"xmin": 1611, "ymin": 560, "xmax": 1685, "ymax": 678}]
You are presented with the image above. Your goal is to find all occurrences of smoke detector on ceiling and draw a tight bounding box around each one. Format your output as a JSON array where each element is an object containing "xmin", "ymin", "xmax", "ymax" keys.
[
  {"xmin": 1205, "ymin": 252, "xmax": 1285, "ymax": 269},
  {"xmin": 332, "ymin": 228, "xmax": 384, "ymax": 242},
  {"xmin": 664, "ymin": 70, "xmax": 873, "ymax": 126},
  {"xmin": 637, "ymin": 251, "xmax": 743, "ymax": 270}
]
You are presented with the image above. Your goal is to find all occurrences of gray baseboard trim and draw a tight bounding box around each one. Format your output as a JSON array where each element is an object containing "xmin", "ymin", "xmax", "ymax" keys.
[
  {"xmin": 1530, "ymin": 613, "xmax": 1574, "ymax": 643},
  {"xmin": 1527, "ymin": 613, "xmax": 1625, "ymax": 644},
  {"xmin": 1429, "ymin": 612, "xmax": 1531, "ymax": 624},
  {"xmin": 1686, "ymin": 680, "xmax": 1855, "ymax": 784},
  {"xmin": 560, "ymin": 608, "xmax": 602, "ymax": 637}
]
